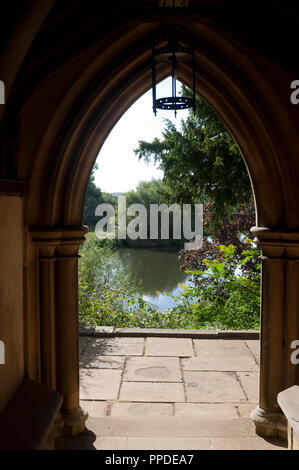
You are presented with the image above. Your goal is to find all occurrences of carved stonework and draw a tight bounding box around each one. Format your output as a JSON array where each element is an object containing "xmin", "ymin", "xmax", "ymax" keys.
[
  {"xmin": 30, "ymin": 226, "xmax": 88, "ymax": 436},
  {"xmin": 250, "ymin": 227, "xmax": 299, "ymax": 440}
]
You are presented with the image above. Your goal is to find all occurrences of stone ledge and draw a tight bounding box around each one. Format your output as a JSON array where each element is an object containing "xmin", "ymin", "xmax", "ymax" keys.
[
  {"xmin": 79, "ymin": 326, "xmax": 95, "ymax": 336},
  {"xmin": 0, "ymin": 178, "xmax": 26, "ymax": 196},
  {"xmin": 278, "ymin": 385, "xmax": 299, "ymax": 449},
  {"xmin": 79, "ymin": 326, "xmax": 259, "ymax": 339},
  {"xmin": 217, "ymin": 330, "xmax": 259, "ymax": 339},
  {"xmin": 0, "ymin": 379, "xmax": 62, "ymax": 450}
]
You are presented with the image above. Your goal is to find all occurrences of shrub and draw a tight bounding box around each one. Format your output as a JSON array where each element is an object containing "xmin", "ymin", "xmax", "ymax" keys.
[
  {"xmin": 167, "ymin": 242, "xmax": 260, "ymax": 329},
  {"xmin": 78, "ymin": 235, "xmax": 260, "ymax": 330}
]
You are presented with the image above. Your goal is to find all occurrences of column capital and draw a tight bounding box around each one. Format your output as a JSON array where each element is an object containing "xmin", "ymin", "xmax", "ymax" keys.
[
  {"xmin": 29, "ymin": 226, "xmax": 88, "ymax": 248},
  {"xmin": 250, "ymin": 226, "xmax": 299, "ymax": 258},
  {"xmin": 30, "ymin": 226, "xmax": 88, "ymax": 257}
]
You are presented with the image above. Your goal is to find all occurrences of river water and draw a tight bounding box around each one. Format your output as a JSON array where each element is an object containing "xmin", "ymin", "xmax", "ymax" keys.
[{"xmin": 117, "ymin": 247, "xmax": 188, "ymax": 311}]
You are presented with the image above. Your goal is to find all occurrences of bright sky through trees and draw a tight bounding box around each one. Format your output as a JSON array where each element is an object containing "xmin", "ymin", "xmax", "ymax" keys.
[{"xmin": 94, "ymin": 78, "xmax": 189, "ymax": 193}]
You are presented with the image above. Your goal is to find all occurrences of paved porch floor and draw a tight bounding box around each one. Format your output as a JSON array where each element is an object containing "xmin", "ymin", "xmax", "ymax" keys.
[{"xmin": 68, "ymin": 335, "xmax": 286, "ymax": 450}]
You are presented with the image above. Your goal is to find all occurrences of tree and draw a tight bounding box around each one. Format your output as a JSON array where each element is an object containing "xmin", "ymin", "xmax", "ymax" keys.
[
  {"xmin": 84, "ymin": 165, "xmax": 103, "ymax": 229},
  {"xmin": 135, "ymin": 87, "xmax": 254, "ymax": 235},
  {"xmin": 123, "ymin": 179, "xmax": 180, "ymax": 247},
  {"xmin": 125, "ymin": 179, "xmax": 171, "ymax": 207}
]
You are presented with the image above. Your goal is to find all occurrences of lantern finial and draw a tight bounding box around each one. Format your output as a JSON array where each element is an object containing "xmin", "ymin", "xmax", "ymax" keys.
[{"xmin": 152, "ymin": 32, "xmax": 196, "ymax": 116}]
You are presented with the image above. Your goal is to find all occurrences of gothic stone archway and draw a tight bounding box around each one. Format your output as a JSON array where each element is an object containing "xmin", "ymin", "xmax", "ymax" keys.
[{"xmin": 1, "ymin": 1, "xmax": 299, "ymax": 441}]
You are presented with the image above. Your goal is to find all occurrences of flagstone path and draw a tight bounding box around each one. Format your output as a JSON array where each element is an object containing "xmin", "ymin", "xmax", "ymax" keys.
[{"xmin": 59, "ymin": 335, "xmax": 286, "ymax": 450}]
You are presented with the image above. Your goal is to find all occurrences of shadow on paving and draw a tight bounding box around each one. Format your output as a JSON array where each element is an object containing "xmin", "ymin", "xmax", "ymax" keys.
[{"xmin": 56, "ymin": 429, "xmax": 97, "ymax": 450}]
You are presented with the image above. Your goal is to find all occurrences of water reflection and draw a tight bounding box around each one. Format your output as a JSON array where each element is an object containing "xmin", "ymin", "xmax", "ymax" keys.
[{"xmin": 117, "ymin": 247, "xmax": 187, "ymax": 311}]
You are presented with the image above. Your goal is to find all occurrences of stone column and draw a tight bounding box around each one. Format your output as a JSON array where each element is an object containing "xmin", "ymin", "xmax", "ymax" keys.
[
  {"xmin": 250, "ymin": 227, "xmax": 299, "ymax": 439},
  {"xmin": 30, "ymin": 226, "xmax": 88, "ymax": 436},
  {"xmin": 55, "ymin": 237, "xmax": 87, "ymax": 435},
  {"xmin": 38, "ymin": 245, "xmax": 56, "ymax": 389}
]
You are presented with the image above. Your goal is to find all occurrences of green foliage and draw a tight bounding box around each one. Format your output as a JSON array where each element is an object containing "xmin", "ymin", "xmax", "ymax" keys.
[
  {"xmin": 124, "ymin": 179, "xmax": 170, "ymax": 207},
  {"xmin": 78, "ymin": 234, "xmax": 197, "ymax": 328},
  {"xmin": 167, "ymin": 242, "xmax": 261, "ymax": 330},
  {"xmin": 83, "ymin": 165, "xmax": 118, "ymax": 231},
  {"xmin": 79, "ymin": 235, "xmax": 260, "ymax": 330},
  {"xmin": 79, "ymin": 234, "xmax": 167, "ymax": 327},
  {"xmin": 83, "ymin": 174, "xmax": 182, "ymax": 246},
  {"xmin": 101, "ymin": 191, "xmax": 117, "ymax": 207},
  {"xmin": 135, "ymin": 88, "xmax": 253, "ymax": 234},
  {"xmin": 81, "ymin": 84, "xmax": 259, "ymax": 330},
  {"xmin": 123, "ymin": 179, "xmax": 182, "ymax": 247},
  {"xmin": 83, "ymin": 165, "xmax": 103, "ymax": 229}
]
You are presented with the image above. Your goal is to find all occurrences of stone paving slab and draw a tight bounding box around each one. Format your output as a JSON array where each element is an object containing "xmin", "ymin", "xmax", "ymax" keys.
[
  {"xmin": 124, "ymin": 356, "xmax": 182, "ymax": 382},
  {"xmin": 191, "ymin": 339, "xmax": 258, "ymax": 371},
  {"xmin": 80, "ymin": 355, "xmax": 126, "ymax": 369},
  {"xmin": 79, "ymin": 337, "xmax": 90, "ymax": 357},
  {"xmin": 59, "ymin": 433, "xmax": 285, "ymax": 451},
  {"xmin": 237, "ymin": 403, "xmax": 257, "ymax": 418},
  {"xmin": 237, "ymin": 371, "xmax": 259, "ymax": 403},
  {"xmin": 63, "ymin": 416, "xmax": 285, "ymax": 450},
  {"xmin": 95, "ymin": 437, "xmax": 127, "ymax": 450},
  {"xmin": 79, "ymin": 335, "xmax": 262, "ymax": 433},
  {"xmin": 245, "ymin": 340, "xmax": 260, "ymax": 364},
  {"xmin": 125, "ymin": 437, "xmax": 284, "ymax": 450},
  {"xmin": 80, "ymin": 400, "xmax": 109, "ymax": 417},
  {"xmin": 210, "ymin": 437, "xmax": 285, "ymax": 450},
  {"xmin": 110, "ymin": 402, "xmax": 173, "ymax": 417},
  {"xmin": 174, "ymin": 403, "xmax": 239, "ymax": 418},
  {"xmin": 145, "ymin": 337, "xmax": 193, "ymax": 357},
  {"xmin": 84, "ymin": 337, "xmax": 144, "ymax": 356},
  {"xmin": 80, "ymin": 369, "xmax": 122, "ymax": 400},
  {"xmin": 71, "ymin": 334, "xmax": 288, "ymax": 450},
  {"xmin": 126, "ymin": 437, "xmax": 212, "ymax": 450},
  {"xmin": 119, "ymin": 382, "xmax": 185, "ymax": 403},
  {"xmin": 87, "ymin": 416, "xmax": 256, "ymax": 438},
  {"xmin": 184, "ymin": 371, "xmax": 247, "ymax": 403}
]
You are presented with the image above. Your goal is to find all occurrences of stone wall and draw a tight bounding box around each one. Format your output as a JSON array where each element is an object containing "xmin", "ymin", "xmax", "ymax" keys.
[{"xmin": 0, "ymin": 196, "xmax": 24, "ymax": 411}]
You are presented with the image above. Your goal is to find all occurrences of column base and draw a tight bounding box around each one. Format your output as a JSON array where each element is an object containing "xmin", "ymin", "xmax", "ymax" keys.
[
  {"xmin": 54, "ymin": 412, "xmax": 65, "ymax": 438},
  {"xmin": 61, "ymin": 406, "xmax": 88, "ymax": 436},
  {"xmin": 251, "ymin": 406, "xmax": 287, "ymax": 441}
]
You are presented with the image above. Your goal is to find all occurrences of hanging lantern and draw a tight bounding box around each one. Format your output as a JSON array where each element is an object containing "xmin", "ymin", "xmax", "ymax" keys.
[{"xmin": 152, "ymin": 33, "xmax": 196, "ymax": 117}]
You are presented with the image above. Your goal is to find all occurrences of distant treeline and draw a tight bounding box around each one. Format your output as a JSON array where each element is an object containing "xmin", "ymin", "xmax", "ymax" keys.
[{"xmin": 84, "ymin": 175, "xmax": 184, "ymax": 247}]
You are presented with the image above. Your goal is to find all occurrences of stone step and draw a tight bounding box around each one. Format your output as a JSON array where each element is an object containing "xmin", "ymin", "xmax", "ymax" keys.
[
  {"xmin": 93, "ymin": 436, "xmax": 285, "ymax": 450},
  {"xmin": 86, "ymin": 415, "xmax": 257, "ymax": 438},
  {"xmin": 56, "ymin": 416, "xmax": 287, "ymax": 450}
]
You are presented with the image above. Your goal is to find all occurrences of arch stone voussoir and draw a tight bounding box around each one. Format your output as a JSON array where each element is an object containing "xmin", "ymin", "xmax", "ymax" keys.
[{"xmin": 1, "ymin": 2, "xmax": 299, "ymax": 444}]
